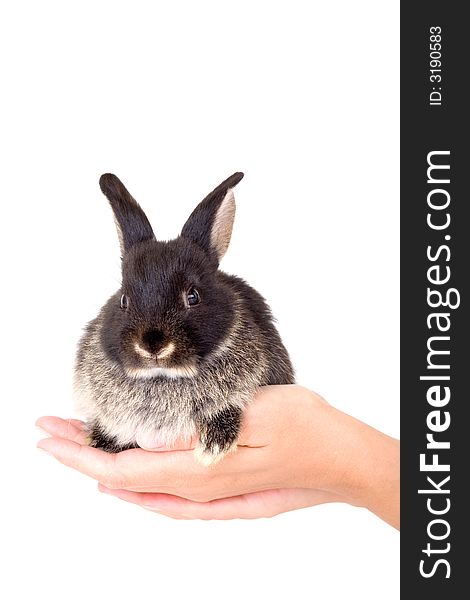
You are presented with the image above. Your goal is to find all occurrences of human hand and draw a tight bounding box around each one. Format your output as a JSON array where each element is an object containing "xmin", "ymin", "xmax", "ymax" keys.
[{"xmin": 36, "ymin": 385, "xmax": 399, "ymax": 526}]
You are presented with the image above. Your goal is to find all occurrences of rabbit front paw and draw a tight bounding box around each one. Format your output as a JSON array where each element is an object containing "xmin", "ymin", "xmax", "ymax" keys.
[
  {"xmin": 195, "ymin": 406, "xmax": 242, "ymax": 466},
  {"xmin": 87, "ymin": 421, "xmax": 137, "ymax": 453}
]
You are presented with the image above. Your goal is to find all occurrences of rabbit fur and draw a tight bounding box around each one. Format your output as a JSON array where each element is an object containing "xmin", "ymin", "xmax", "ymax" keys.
[{"xmin": 74, "ymin": 172, "xmax": 294, "ymax": 464}]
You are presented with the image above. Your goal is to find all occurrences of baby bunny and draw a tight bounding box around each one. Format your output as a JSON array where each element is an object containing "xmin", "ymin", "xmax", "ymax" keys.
[{"xmin": 74, "ymin": 172, "xmax": 294, "ymax": 464}]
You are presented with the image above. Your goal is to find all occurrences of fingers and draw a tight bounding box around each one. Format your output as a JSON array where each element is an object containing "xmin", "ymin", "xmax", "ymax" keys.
[
  {"xmin": 37, "ymin": 437, "xmax": 122, "ymax": 484},
  {"xmin": 36, "ymin": 430, "xmax": 272, "ymax": 499},
  {"xmin": 98, "ymin": 486, "xmax": 331, "ymax": 520},
  {"xmin": 97, "ymin": 485, "xmax": 269, "ymax": 519},
  {"xmin": 36, "ymin": 435, "xmax": 207, "ymax": 492},
  {"xmin": 36, "ymin": 416, "xmax": 88, "ymax": 444}
]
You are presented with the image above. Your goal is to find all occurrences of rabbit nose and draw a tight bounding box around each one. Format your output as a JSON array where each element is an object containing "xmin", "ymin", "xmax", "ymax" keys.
[{"xmin": 141, "ymin": 329, "xmax": 166, "ymax": 355}]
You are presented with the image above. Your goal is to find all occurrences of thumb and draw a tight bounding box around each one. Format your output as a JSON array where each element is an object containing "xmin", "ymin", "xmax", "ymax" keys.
[{"xmin": 136, "ymin": 430, "xmax": 197, "ymax": 452}]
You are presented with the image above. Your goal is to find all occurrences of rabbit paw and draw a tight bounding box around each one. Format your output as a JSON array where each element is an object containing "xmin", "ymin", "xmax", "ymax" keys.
[{"xmin": 195, "ymin": 406, "xmax": 242, "ymax": 466}]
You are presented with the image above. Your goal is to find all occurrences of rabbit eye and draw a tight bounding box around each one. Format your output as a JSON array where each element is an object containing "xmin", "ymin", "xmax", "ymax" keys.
[
  {"xmin": 120, "ymin": 294, "xmax": 129, "ymax": 310},
  {"xmin": 186, "ymin": 287, "xmax": 200, "ymax": 307}
]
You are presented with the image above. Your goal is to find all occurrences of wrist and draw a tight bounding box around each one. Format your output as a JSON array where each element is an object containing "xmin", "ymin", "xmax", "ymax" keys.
[
  {"xmin": 349, "ymin": 427, "xmax": 400, "ymax": 528},
  {"xmin": 308, "ymin": 404, "xmax": 400, "ymax": 528}
]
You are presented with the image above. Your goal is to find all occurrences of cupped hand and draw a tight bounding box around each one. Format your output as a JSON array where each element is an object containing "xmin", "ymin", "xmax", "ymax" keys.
[{"xmin": 36, "ymin": 385, "xmax": 400, "ymax": 526}]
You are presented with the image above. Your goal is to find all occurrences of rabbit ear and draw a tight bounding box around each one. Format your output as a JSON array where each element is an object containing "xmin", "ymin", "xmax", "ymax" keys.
[
  {"xmin": 99, "ymin": 174, "xmax": 155, "ymax": 254},
  {"xmin": 181, "ymin": 172, "xmax": 244, "ymax": 263}
]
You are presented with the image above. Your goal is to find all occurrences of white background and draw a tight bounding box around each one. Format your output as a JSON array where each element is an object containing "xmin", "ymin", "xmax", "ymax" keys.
[{"xmin": 1, "ymin": 1, "xmax": 399, "ymax": 598}]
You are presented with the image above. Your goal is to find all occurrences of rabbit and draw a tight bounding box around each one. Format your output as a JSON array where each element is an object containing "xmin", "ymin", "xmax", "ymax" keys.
[{"xmin": 74, "ymin": 172, "xmax": 294, "ymax": 465}]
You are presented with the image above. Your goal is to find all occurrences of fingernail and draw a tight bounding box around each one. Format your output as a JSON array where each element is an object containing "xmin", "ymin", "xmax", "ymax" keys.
[
  {"xmin": 37, "ymin": 444, "xmax": 53, "ymax": 457},
  {"xmin": 136, "ymin": 431, "xmax": 167, "ymax": 450},
  {"xmin": 141, "ymin": 444, "xmax": 167, "ymax": 451},
  {"xmin": 37, "ymin": 439, "xmax": 56, "ymax": 455}
]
